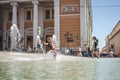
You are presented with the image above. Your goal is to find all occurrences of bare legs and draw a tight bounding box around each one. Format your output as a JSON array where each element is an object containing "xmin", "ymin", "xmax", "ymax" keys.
[{"xmin": 92, "ymin": 50, "xmax": 100, "ymax": 58}]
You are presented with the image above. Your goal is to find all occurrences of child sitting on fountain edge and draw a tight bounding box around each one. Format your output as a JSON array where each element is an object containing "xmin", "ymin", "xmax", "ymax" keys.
[{"xmin": 44, "ymin": 37, "xmax": 57, "ymax": 57}]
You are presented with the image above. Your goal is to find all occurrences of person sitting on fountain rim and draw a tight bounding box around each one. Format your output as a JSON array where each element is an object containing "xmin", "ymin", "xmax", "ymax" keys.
[
  {"xmin": 44, "ymin": 37, "xmax": 56, "ymax": 57},
  {"xmin": 35, "ymin": 35, "xmax": 43, "ymax": 53}
]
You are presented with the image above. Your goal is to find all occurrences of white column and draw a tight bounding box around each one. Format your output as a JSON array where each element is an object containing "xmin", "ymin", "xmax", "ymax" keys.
[
  {"xmin": 11, "ymin": 1, "xmax": 18, "ymax": 25},
  {"xmin": 80, "ymin": 0, "xmax": 86, "ymax": 49},
  {"xmin": 19, "ymin": 7, "xmax": 25, "ymax": 39},
  {"xmin": 2, "ymin": 8, "xmax": 7, "ymax": 50},
  {"xmin": 32, "ymin": 1, "xmax": 39, "ymax": 48},
  {"xmin": 11, "ymin": 1, "xmax": 18, "ymax": 50},
  {"xmin": 38, "ymin": 6, "xmax": 43, "ymax": 37},
  {"xmin": 54, "ymin": 0, "xmax": 60, "ymax": 48}
]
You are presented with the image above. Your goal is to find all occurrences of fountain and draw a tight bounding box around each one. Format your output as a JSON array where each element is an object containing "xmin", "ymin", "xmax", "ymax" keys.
[
  {"xmin": 0, "ymin": 51, "xmax": 120, "ymax": 80},
  {"xmin": 10, "ymin": 24, "xmax": 21, "ymax": 51},
  {"xmin": 0, "ymin": 31, "xmax": 120, "ymax": 80}
]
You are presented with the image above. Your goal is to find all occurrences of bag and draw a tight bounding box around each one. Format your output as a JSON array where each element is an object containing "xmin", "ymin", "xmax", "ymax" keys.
[{"xmin": 96, "ymin": 39, "xmax": 99, "ymax": 46}]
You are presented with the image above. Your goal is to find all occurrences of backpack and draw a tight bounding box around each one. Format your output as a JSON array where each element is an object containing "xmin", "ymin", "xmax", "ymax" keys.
[{"xmin": 96, "ymin": 39, "xmax": 99, "ymax": 46}]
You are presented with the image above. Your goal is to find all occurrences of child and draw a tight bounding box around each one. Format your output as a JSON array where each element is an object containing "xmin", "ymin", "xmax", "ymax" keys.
[
  {"xmin": 44, "ymin": 37, "xmax": 56, "ymax": 56},
  {"xmin": 77, "ymin": 47, "xmax": 83, "ymax": 57}
]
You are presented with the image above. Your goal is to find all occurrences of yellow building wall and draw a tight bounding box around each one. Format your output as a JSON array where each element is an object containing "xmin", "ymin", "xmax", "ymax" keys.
[
  {"xmin": 110, "ymin": 32, "xmax": 120, "ymax": 55},
  {"xmin": 109, "ymin": 22, "xmax": 120, "ymax": 55}
]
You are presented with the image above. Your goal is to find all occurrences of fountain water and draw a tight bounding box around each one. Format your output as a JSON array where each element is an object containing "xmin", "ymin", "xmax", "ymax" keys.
[
  {"xmin": 52, "ymin": 34, "xmax": 59, "ymax": 50},
  {"xmin": 10, "ymin": 24, "xmax": 21, "ymax": 51}
]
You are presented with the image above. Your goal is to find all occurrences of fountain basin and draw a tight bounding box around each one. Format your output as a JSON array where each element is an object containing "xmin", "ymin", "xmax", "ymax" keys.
[{"xmin": 0, "ymin": 52, "xmax": 120, "ymax": 80}]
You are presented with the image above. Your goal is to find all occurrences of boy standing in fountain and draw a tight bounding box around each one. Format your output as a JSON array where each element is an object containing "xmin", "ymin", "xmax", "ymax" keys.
[{"xmin": 44, "ymin": 36, "xmax": 57, "ymax": 57}]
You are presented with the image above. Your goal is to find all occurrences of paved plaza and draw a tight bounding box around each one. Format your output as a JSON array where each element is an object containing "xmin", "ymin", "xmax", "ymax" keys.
[{"xmin": 0, "ymin": 51, "xmax": 120, "ymax": 80}]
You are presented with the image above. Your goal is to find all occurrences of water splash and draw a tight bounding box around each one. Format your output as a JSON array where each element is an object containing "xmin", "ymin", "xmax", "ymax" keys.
[
  {"xmin": 45, "ymin": 51, "xmax": 55, "ymax": 59},
  {"xmin": 52, "ymin": 34, "xmax": 59, "ymax": 50},
  {"xmin": 11, "ymin": 24, "xmax": 21, "ymax": 51}
]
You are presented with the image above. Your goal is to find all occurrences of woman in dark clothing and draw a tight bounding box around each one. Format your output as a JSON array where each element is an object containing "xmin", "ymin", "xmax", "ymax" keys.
[{"xmin": 92, "ymin": 36, "xmax": 100, "ymax": 58}]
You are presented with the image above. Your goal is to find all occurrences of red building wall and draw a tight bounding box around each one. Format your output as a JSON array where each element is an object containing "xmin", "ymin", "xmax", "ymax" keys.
[{"xmin": 60, "ymin": 0, "xmax": 81, "ymax": 47}]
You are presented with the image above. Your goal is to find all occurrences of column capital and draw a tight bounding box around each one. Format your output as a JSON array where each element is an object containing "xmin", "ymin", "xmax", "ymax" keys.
[
  {"xmin": 10, "ymin": 1, "xmax": 18, "ymax": 6},
  {"xmin": 32, "ymin": 0, "xmax": 39, "ymax": 5}
]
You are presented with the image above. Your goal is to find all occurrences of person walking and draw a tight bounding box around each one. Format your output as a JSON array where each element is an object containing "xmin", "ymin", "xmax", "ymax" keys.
[{"xmin": 92, "ymin": 36, "xmax": 100, "ymax": 58}]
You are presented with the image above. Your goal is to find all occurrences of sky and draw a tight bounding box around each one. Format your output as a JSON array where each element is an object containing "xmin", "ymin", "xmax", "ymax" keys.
[{"xmin": 91, "ymin": 0, "xmax": 120, "ymax": 49}]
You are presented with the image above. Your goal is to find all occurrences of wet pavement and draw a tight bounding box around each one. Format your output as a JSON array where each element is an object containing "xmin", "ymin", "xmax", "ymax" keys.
[{"xmin": 0, "ymin": 51, "xmax": 120, "ymax": 80}]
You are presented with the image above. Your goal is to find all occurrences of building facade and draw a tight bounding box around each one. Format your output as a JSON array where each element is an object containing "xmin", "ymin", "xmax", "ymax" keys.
[
  {"xmin": 106, "ymin": 21, "xmax": 120, "ymax": 55},
  {"xmin": 0, "ymin": 0, "xmax": 92, "ymax": 51}
]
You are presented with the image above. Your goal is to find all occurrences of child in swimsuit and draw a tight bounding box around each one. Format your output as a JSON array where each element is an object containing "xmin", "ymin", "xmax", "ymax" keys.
[{"xmin": 44, "ymin": 37, "xmax": 56, "ymax": 56}]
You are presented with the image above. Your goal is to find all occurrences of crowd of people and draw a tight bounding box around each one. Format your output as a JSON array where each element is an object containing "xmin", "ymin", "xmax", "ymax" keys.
[
  {"xmin": 26, "ymin": 35, "xmax": 116, "ymax": 58},
  {"xmin": 64, "ymin": 36, "xmax": 100, "ymax": 58},
  {"xmin": 7, "ymin": 34, "xmax": 118, "ymax": 58},
  {"xmin": 64, "ymin": 36, "xmax": 116, "ymax": 58}
]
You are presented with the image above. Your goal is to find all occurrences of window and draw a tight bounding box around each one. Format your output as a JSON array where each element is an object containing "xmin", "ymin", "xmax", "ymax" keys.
[
  {"xmin": 8, "ymin": 11, "xmax": 19, "ymax": 21},
  {"xmin": 25, "ymin": 10, "xmax": 32, "ymax": 20},
  {"xmin": 45, "ymin": 8, "xmax": 54, "ymax": 19},
  {"xmin": 45, "ymin": 9, "xmax": 50, "ymax": 19},
  {"xmin": 8, "ymin": 11, "xmax": 12, "ymax": 21},
  {"xmin": 52, "ymin": 9, "xmax": 54, "ymax": 19},
  {"xmin": 27, "ymin": 36, "xmax": 33, "ymax": 42},
  {"xmin": 17, "ymin": 12, "xmax": 19, "ymax": 21}
]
